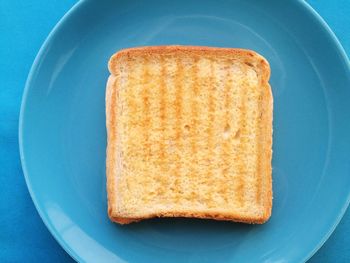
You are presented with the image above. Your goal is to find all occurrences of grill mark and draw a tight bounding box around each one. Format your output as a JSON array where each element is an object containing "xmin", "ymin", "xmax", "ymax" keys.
[
  {"xmin": 125, "ymin": 60, "xmax": 137, "ymax": 153},
  {"xmin": 256, "ymin": 82, "xmax": 263, "ymax": 205},
  {"xmin": 222, "ymin": 65, "xmax": 232, "ymax": 203},
  {"xmin": 236, "ymin": 68, "xmax": 246, "ymax": 207},
  {"xmin": 122, "ymin": 60, "xmax": 132, "ymax": 195},
  {"xmin": 191, "ymin": 59, "xmax": 199, "ymax": 153},
  {"xmin": 157, "ymin": 56, "xmax": 167, "ymax": 195},
  {"xmin": 208, "ymin": 62, "xmax": 215, "ymax": 148},
  {"xmin": 173, "ymin": 57, "xmax": 183, "ymax": 194},
  {"xmin": 141, "ymin": 57, "xmax": 151, "ymax": 179},
  {"xmin": 206, "ymin": 61, "xmax": 215, "ymax": 206},
  {"xmin": 190, "ymin": 58, "xmax": 199, "ymax": 199}
]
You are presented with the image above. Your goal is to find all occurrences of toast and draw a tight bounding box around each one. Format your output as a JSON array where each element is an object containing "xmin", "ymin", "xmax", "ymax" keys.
[{"xmin": 106, "ymin": 46, "xmax": 273, "ymax": 224}]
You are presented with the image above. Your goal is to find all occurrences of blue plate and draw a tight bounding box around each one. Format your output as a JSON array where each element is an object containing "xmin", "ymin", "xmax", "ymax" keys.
[{"xmin": 20, "ymin": 0, "xmax": 350, "ymax": 262}]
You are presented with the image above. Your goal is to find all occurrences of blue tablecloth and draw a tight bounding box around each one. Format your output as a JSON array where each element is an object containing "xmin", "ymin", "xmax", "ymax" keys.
[{"xmin": 1, "ymin": 0, "xmax": 349, "ymax": 262}]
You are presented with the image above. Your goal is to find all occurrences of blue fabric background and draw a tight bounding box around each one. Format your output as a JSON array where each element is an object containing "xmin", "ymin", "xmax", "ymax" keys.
[{"xmin": 0, "ymin": 0, "xmax": 349, "ymax": 262}]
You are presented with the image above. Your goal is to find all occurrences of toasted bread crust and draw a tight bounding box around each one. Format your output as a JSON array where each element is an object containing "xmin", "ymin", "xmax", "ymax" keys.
[
  {"xmin": 109, "ymin": 211, "xmax": 270, "ymax": 225},
  {"xmin": 109, "ymin": 46, "xmax": 270, "ymax": 83},
  {"xmin": 106, "ymin": 46, "xmax": 272, "ymax": 224},
  {"xmin": 106, "ymin": 74, "xmax": 117, "ymax": 221}
]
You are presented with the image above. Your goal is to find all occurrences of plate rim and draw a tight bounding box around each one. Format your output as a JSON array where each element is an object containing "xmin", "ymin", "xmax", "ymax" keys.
[{"xmin": 19, "ymin": 0, "xmax": 350, "ymax": 262}]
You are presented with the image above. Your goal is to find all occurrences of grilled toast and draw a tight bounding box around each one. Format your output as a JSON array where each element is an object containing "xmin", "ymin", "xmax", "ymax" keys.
[{"xmin": 106, "ymin": 46, "xmax": 273, "ymax": 224}]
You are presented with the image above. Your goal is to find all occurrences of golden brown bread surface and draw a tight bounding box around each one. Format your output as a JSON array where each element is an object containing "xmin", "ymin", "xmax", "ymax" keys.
[{"xmin": 106, "ymin": 46, "xmax": 273, "ymax": 224}]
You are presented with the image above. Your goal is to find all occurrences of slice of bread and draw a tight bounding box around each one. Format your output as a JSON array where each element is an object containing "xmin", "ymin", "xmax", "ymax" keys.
[{"xmin": 106, "ymin": 46, "xmax": 273, "ymax": 224}]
